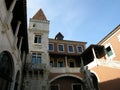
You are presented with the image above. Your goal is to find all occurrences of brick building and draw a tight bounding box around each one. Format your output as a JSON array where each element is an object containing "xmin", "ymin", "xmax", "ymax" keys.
[{"xmin": 88, "ymin": 25, "xmax": 120, "ymax": 90}]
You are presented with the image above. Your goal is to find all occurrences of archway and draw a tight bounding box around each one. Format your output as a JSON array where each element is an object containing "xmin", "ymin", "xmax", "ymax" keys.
[
  {"xmin": 91, "ymin": 73, "xmax": 99, "ymax": 90},
  {"xmin": 50, "ymin": 74, "xmax": 83, "ymax": 90},
  {"xmin": 0, "ymin": 51, "xmax": 14, "ymax": 90}
]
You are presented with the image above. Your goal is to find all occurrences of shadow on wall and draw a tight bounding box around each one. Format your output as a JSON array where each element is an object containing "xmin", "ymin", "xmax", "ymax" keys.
[{"xmin": 99, "ymin": 78, "xmax": 120, "ymax": 90}]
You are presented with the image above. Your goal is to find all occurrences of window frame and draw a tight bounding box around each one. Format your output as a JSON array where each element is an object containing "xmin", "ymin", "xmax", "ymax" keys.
[
  {"xmin": 68, "ymin": 45, "xmax": 74, "ymax": 53},
  {"xmin": 34, "ymin": 34, "xmax": 42, "ymax": 44},
  {"xmin": 49, "ymin": 43, "xmax": 54, "ymax": 51},
  {"xmin": 72, "ymin": 83, "xmax": 83, "ymax": 90},
  {"xmin": 105, "ymin": 43, "xmax": 115, "ymax": 59},
  {"xmin": 31, "ymin": 52, "xmax": 42, "ymax": 64},
  {"xmin": 57, "ymin": 58, "xmax": 64, "ymax": 67},
  {"xmin": 57, "ymin": 44, "xmax": 64, "ymax": 52},
  {"xmin": 77, "ymin": 46, "xmax": 83, "ymax": 53}
]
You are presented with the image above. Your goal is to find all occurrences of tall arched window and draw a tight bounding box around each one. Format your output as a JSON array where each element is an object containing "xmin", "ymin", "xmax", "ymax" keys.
[{"xmin": 0, "ymin": 51, "xmax": 14, "ymax": 90}]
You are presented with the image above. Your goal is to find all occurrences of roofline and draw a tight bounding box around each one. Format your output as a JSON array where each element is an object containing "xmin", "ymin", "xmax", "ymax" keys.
[
  {"xmin": 49, "ymin": 38, "xmax": 87, "ymax": 44},
  {"xmin": 98, "ymin": 24, "xmax": 120, "ymax": 45}
]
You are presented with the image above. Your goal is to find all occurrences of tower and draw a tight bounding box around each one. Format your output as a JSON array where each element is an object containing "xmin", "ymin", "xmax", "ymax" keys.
[{"xmin": 24, "ymin": 9, "xmax": 50, "ymax": 90}]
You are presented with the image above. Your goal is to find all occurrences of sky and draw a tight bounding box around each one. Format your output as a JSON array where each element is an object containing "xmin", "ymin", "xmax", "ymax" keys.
[{"xmin": 27, "ymin": 0, "xmax": 120, "ymax": 47}]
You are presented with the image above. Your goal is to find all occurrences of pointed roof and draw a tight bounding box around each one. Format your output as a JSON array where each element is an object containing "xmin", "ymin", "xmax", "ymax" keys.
[
  {"xmin": 55, "ymin": 32, "xmax": 64, "ymax": 40},
  {"xmin": 32, "ymin": 9, "xmax": 47, "ymax": 20}
]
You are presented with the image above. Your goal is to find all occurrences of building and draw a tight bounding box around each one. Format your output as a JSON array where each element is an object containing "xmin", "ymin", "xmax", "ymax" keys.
[
  {"xmin": 23, "ymin": 9, "xmax": 50, "ymax": 90},
  {"xmin": 86, "ymin": 25, "xmax": 120, "ymax": 90},
  {"xmin": 0, "ymin": 0, "xmax": 28, "ymax": 90},
  {"xmin": 25, "ymin": 8, "xmax": 101, "ymax": 90},
  {"xmin": 48, "ymin": 32, "xmax": 87, "ymax": 90}
]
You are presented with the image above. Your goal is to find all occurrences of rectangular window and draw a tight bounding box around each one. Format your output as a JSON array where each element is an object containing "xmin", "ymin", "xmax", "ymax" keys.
[
  {"xmin": 50, "ymin": 61, "xmax": 54, "ymax": 67},
  {"xmin": 77, "ymin": 46, "xmax": 83, "ymax": 53},
  {"xmin": 58, "ymin": 44, "xmax": 64, "ymax": 52},
  {"xmin": 50, "ymin": 85, "xmax": 59, "ymax": 90},
  {"xmin": 69, "ymin": 62, "xmax": 74, "ymax": 67},
  {"xmin": 34, "ymin": 35, "xmax": 41, "ymax": 44},
  {"xmin": 68, "ymin": 45, "xmax": 74, "ymax": 53},
  {"xmin": 72, "ymin": 83, "xmax": 82, "ymax": 90},
  {"xmin": 57, "ymin": 61, "xmax": 63, "ymax": 67},
  {"xmin": 106, "ymin": 46, "xmax": 113, "ymax": 57},
  {"xmin": 49, "ymin": 43, "xmax": 54, "ymax": 51},
  {"xmin": 32, "ymin": 53, "xmax": 41, "ymax": 64}
]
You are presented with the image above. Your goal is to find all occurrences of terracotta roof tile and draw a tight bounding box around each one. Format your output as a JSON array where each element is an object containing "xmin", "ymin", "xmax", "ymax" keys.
[{"xmin": 32, "ymin": 9, "xmax": 47, "ymax": 20}]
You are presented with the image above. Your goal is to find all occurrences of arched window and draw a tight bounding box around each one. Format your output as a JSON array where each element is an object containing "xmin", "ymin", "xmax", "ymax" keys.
[{"xmin": 0, "ymin": 51, "xmax": 13, "ymax": 90}]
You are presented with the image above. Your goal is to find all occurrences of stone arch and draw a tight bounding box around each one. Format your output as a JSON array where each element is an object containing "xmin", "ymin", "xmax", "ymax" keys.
[
  {"xmin": 49, "ymin": 73, "xmax": 83, "ymax": 83},
  {"xmin": 0, "ymin": 51, "xmax": 14, "ymax": 90},
  {"xmin": 49, "ymin": 74, "xmax": 84, "ymax": 90}
]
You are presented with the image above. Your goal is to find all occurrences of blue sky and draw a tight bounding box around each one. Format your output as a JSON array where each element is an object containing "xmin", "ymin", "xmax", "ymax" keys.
[{"xmin": 27, "ymin": 0, "xmax": 120, "ymax": 46}]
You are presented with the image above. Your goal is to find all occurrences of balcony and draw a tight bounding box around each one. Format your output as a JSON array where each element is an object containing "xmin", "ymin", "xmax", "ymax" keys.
[
  {"xmin": 25, "ymin": 63, "xmax": 46, "ymax": 71},
  {"xmin": 50, "ymin": 67, "xmax": 81, "ymax": 73}
]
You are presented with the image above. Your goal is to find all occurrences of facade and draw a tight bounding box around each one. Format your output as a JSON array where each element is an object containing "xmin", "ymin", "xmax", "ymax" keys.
[
  {"xmin": 49, "ymin": 32, "xmax": 87, "ymax": 90},
  {"xmin": 25, "ymin": 8, "xmax": 100, "ymax": 90},
  {"xmin": 0, "ymin": 0, "xmax": 28, "ymax": 90},
  {"xmin": 22, "ymin": 7, "xmax": 120, "ymax": 90},
  {"xmin": 23, "ymin": 9, "xmax": 50, "ymax": 90},
  {"xmin": 86, "ymin": 25, "xmax": 120, "ymax": 90}
]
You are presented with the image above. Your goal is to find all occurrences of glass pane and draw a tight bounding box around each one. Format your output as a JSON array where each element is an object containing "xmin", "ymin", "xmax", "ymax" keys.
[
  {"xmin": 38, "ymin": 36, "xmax": 41, "ymax": 43},
  {"xmin": 49, "ymin": 44, "xmax": 53, "ymax": 51},
  {"xmin": 32, "ymin": 56, "xmax": 36, "ymax": 63},
  {"xmin": 37, "ymin": 57, "xmax": 41, "ymax": 63},
  {"xmin": 58, "ymin": 45, "xmax": 63, "ymax": 51},
  {"xmin": 78, "ymin": 47, "xmax": 82, "ymax": 52},
  {"xmin": 69, "ymin": 46, "xmax": 73, "ymax": 52},
  {"xmin": 58, "ymin": 61, "xmax": 63, "ymax": 67},
  {"xmin": 50, "ymin": 61, "xmax": 53, "ymax": 67}
]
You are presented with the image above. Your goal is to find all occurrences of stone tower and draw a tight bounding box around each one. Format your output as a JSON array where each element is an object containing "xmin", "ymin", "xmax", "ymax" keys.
[{"xmin": 24, "ymin": 9, "xmax": 50, "ymax": 90}]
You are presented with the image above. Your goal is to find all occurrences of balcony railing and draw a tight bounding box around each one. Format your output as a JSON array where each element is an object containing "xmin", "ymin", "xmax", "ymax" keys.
[
  {"xmin": 25, "ymin": 63, "xmax": 46, "ymax": 71},
  {"xmin": 50, "ymin": 67, "xmax": 81, "ymax": 73}
]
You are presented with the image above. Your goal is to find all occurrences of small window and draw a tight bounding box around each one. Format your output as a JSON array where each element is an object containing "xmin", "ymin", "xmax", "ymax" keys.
[
  {"xmin": 50, "ymin": 85, "xmax": 59, "ymax": 90},
  {"xmin": 68, "ymin": 45, "xmax": 74, "ymax": 53},
  {"xmin": 77, "ymin": 46, "xmax": 83, "ymax": 53},
  {"xmin": 57, "ymin": 61, "xmax": 64, "ymax": 67},
  {"xmin": 34, "ymin": 35, "xmax": 41, "ymax": 44},
  {"xmin": 106, "ymin": 46, "xmax": 113, "ymax": 57},
  {"xmin": 49, "ymin": 43, "xmax": 54, "ymax": 51},
  {"xmin": 58, "ymin": 44, "xmax": 64, "ymax": 52},
  {"xmin": 50, "ymin": 61, "xmax": 54, "ymax": 67},
  {"xmin": 69, "ymin": 62, "xmax": 74, "ymax": 67},
  {"xmin": 33, "ymin": 24, "xmax": 36, "ymax": 27},
  {"xmin": 32, "ymin": 53, "xmax": 41, "ymax": 64}
]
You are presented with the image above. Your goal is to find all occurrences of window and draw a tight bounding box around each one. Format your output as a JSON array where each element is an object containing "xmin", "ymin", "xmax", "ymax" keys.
[
  {"xmin": 50, "ymin": 61, "xmax": 54, "ymax": 67},
  {"xmin": 32, "ymin": 53, "xmax": 41, "ymax": 64},
  {"xmin": 34, "ymin": 35, "xmax": 41, "ymax": 44},
  {"xmin": 72, "ymin": 83, "xmax": 82, "ymax": 90},
  {"xmin": 68, "ymin": 45, "xmax": 74, "ymax": 53},
  {"xmin": 50, "ymin": 84, "xmax": 59, "ymax": 90},
  {"xmin": 106, "ymin": 46, "xmax": 113, "ymax": 57},
  {"xmin": 57, "ymin": 61, "xmax": 64, "ymax": 67},
  {"xmin": 57, "ymin": 59, "xmax": 64, "ymax": 67},
  {"xmin": 77, "ymin": 46, "xmax": 83, "ymax": 53},
  {"xmin": 69, "ymin": 62, "xmax": 74, "ymax": 67},
  {"xmin": 58, "ymin": 44, "xmax": 64, "ymax": 52},
  {"xmin": 49, "ymin": 43, "xmax": 54, "ymax": 51}
]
